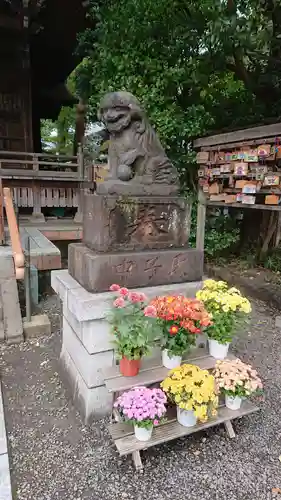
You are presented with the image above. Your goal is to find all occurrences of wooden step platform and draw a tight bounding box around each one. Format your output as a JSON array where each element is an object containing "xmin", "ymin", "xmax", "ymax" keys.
[
  {"xmin": 102, "ymin": 347, "xmax": 236, "ymax": 394},
  {"xmin": 103, "ymin": 349, "xmax": 260, "ymax": 470},
  {"xmin": 108, "ymin": 400, "xmax": 258, "ymax": 457}
]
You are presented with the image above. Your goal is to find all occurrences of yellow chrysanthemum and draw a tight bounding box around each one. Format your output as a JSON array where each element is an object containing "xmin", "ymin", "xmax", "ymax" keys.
[
  {"xmin": 196, "ymin": 280, "xmax": 251, "ymax": 316},
  {"xmin": 161, "ymin": 364, "xmax": 218, "ymax": 423}
]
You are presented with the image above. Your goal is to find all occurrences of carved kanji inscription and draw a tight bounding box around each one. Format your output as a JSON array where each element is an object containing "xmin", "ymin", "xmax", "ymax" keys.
[
  {"xmin": 169, "ymin": 254, "xmax": 188, "ymax": 276},
  {"xmin": 144, "ymin": 256, "xmax": 162, "ymax": 280},
  {"xmin": 113, "ymin": 258, "xmax": 136, "ymax": 276}
]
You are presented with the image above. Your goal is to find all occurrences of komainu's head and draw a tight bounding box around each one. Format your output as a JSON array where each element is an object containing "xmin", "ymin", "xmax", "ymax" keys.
[{"xmin": 98, "ymin": 91, "xmax": 145, "ymax": 133}]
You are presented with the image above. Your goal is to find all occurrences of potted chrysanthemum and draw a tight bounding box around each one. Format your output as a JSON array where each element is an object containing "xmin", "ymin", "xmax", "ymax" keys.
[
  {"xmin": 196, "ymin": 280, "xmax": 251, "ymax": 359},
  {"xmin": 108, "ymin": 284, "xmax": 157, "ymax": 376},
  {"xmin": 214, "ymin": 359, "xmax": 263, "ymax": 410},
  {"xmin": 113, "ymin": 386, "xmax": 167, "ymax": 441},
  {"xmin": 161, "ymin": 364, "xmax": 218, "ymax": 427},
  {"xmin": 149, "ymin": 296, "xmax": 211, "ymax": 369}
]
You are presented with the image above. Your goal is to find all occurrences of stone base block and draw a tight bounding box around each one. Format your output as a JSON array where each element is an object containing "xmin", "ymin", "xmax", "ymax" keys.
[
  {"xmin": 74, "ymin": 210, "xmax": 83, "ymax": 223},
  {"xmin": 51, "ymin": 269, "xmax": 203, "ymax": 423},
  {"xmin": 0, "ymin": 251, "xmax": 23, "ymax": 343},
  {"xmin": 60, "ymin": 346, "xmax": 113, "ymax": 424},
  {"xmin": 63, "ymin": 306, "xmax": 112, "ymax": 354},
  {"xmin": 29, "ymin": 213, "xmax": 45, "ymax": 223},
  {"xmin": 23, "ymin": 314, "xmax": 51, "ymax": 339},
  {"xmin": 62, "ymin": 316, "xmax": 114, "ymax": 387},
  {"xmin": 52, "ymin": 269, "xmax": 203, "ymax": 322},
  {"xmin": 68, "ymin": 243, "xmax": 203, "ymax": 293}
]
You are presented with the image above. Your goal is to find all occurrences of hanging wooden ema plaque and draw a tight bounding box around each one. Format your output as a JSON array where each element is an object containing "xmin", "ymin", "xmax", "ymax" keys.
[
  {"xmin": 257, "ymin": 144, "xmax": 271, "ymax": 158},
  {"xmin": 196, "ymin": 151, "xmax": 209, "ymax": 164},
  {"xmin": 244, "ymin": 149, "xmax": 258, "ymax": 162},
  {"xmin": 220, "ymin": 164, "xmax": 232, "ymax": 173},
  {"xmin": 265, "ymin": 195, "xmax": 279, "ymax": 205},
  {"xmin": 263, "ymin": 174, "xmax": 280, "ymax": 186},
  {"xmin": 234, "ymin": 162, "xmax": 248, "ymax": 176},
  {"xmin": 242, "ymin": 182, "xmax": 257, "ymax": 194},
  {"xmin": 235, "ymin": 179, "xmax": 247, "ymax": 189}
]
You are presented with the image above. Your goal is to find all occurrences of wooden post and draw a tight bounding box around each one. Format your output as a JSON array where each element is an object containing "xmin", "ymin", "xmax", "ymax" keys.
[
  {"xmin": 31, "ymin": 184, "xmax": 45, "ymax": 222},
  {"xmin": 74, "ymin": 146, "xmax": 84, "ymax": 223},
  {"xmin": 24, "ymin": 236, "xmax": 31, "ymax": 322},
  {"xmin": 77, "ymin": 145, "xmax": 84, "ymax": 181},
  {"xmin": 196, "ymin": 189, "xmax": 207, "ymax": 251},
  {"xmin": 0, "ymin": 178, "xmax": 4, "ymax": 245},
  {"xmin": 31, "ymin": 154, "xmax": 45, "ymax": 222}
]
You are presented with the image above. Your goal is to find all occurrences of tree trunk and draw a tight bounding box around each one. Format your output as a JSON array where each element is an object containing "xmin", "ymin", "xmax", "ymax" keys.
[{"xmin": 259, "ymin": 211, "xmax": 278, "ymax": 258}]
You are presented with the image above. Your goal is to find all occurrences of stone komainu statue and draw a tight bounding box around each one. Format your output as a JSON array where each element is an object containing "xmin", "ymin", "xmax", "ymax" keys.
[{"xmin": 98, "ymin": 91, "xmax": 178, "ymax": 186}]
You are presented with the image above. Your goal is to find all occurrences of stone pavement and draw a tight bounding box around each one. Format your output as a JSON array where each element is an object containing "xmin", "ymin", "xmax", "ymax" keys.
[{"xmin": 0, "ymin": 383, "xmax": 12, "ymax": 500}]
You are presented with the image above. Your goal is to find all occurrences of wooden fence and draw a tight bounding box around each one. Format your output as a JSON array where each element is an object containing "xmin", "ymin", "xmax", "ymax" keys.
[
  {"xmin": 10, "ymin": 187, "xmax": 79, "ymax": 208},
  {"xmin": 0, "ymin": 149, "xmax": 84, "ymax": 220}
]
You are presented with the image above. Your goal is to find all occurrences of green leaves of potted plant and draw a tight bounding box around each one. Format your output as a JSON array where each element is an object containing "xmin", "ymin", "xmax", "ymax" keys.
[
  {"xmin": 108, "ymin": 284, "xmax": 157, "ymax": 376},
  {"xmin": 196, "ymin": 280, "xmax": 251, "ymax": 359}
]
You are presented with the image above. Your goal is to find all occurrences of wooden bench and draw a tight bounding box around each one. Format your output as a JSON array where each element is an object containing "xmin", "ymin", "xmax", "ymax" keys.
[{"xmin": 102, "ymin": 347, "xmax": 259, "ymax": 471}]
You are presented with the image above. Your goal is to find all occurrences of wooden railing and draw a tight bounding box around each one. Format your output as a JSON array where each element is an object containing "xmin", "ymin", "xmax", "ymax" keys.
[
  {"xmin": 0, "ymin": 149, "xmax": 110, "ymax": 220},
  {"xmin": 0, "ymin": 185, "xmax": 24, "ymax": 280},
  {"xmin": 0, "ymin": 148, "xmax": 84, "ymax": 220},
  {"xmin": 0, "ymin": 149, "xmax": 84, "ymax": 180}
]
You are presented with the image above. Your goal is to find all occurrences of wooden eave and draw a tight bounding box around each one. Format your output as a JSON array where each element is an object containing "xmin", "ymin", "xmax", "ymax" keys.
[{"xmin": 194, "ymin": 122, "xmax": 281, "ymax": 150}]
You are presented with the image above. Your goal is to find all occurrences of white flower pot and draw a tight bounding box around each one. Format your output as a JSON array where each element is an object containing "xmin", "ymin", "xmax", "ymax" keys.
[
  {"xmin": 162, "ymin": 349, "xmax": 182, "ymax": 369},
  {"xmin": 225, "ymin": 395, "xmax": 242, "ymax": 411},
  {"xmin": 134, "ymin": 425, "xmax": 153, "ymax": 442},
  {"xmin": 177, "ymin": 406, "xmax": 197, "ymax": 427},
  {"xmin": 209, "ymin": 339, "xmax": 230, "ymax": 360}
]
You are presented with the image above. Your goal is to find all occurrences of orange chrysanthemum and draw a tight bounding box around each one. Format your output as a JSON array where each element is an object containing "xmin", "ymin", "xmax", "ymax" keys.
[
  {"xmin": 150, "ymin": 295, "xmax": 212, "ymax": 334},
  {"xmin": 169, "ymin": 325, "xmax": 179, "ymax": 335}
]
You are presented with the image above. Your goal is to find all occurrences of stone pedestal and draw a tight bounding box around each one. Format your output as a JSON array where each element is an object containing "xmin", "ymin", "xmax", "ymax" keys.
[
  {"xmin": 69, "ymin": 192, "xmax": 203, "ymax": 292},
  {"xmin": 69, "ymin": 243, "xmax": 203, "ymax": 293},
  {"xmin": 51, "ymin": 269, "xmax": 202, "ymax": 423}
]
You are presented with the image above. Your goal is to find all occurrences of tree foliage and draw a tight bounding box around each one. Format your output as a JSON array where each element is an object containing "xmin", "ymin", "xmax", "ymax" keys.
[
  {"xmin": 189, "ymin": 206, "xmax": 241, "ymax": 258},
  {"xmin": 41, "ymin": 71, "xmax": 78, "ymax": 155},
  {"xmin": 76, "ymin": 0, "xmax": 281, "ymax": 187},
  {"xmin": 73, "ymin": 0, "xmax": 281, "ymax": 257}
]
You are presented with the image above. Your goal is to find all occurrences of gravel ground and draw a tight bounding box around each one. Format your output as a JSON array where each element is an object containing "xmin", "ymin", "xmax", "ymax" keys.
[{"xmin": 1, "ymin": 294, "xmax": 281, "ymax": 500}]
